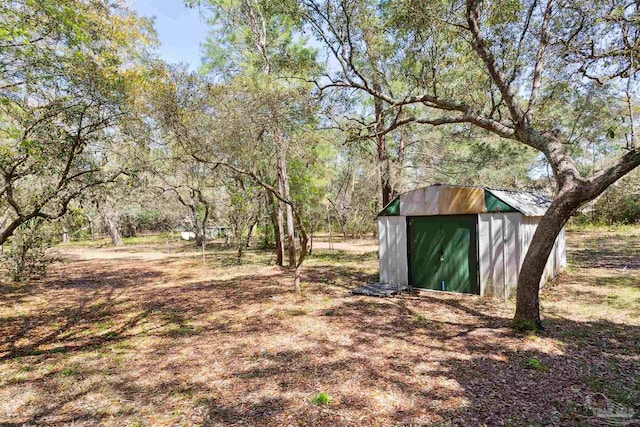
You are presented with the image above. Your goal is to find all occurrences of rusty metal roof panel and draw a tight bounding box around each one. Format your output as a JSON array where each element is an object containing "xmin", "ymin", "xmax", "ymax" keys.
[{"xmin": 379, "ymin": 184, "xmax": 552, "ymax": 217}]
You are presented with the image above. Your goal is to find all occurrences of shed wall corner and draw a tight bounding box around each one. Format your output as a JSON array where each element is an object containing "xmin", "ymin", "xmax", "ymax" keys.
[{"xmin": 378, "ymin": 216, "xmax": 408, "ymax": 287}]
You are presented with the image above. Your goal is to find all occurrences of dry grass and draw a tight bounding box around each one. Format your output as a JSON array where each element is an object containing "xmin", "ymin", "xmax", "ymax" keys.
[{"xmin": 0, "ymin": 230, "xmax": 638, "ymax": 426}]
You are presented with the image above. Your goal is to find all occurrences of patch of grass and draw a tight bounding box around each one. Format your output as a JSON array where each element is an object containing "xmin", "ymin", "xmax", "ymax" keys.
[
  {"xmin": 309, "ymin": 250, "xmax": 377, "ymax": 264},
  {"xmin": 278, "ymin": 308, "xmax": 309, "ymax": 318},
  {"xmin": 111, "ymin": 340, "xmax": 134, "ymax": 351},
  {"xmin": 170, "ymin": 324, "xmax": 195, "ymax": 336},
  {"xmin": 565, "ymin": 222, "xmax": 638, "ymax": 234},
  {"xmin": 60, "ymin": 368, "xmax": 78, "ymax": 377},
  {"xmin": 30, "ymin": 346, "xmax": 68, "ymax": 356},
  {"xmin": 526, "ymin": 357, "xmax": 550, "ymax": 373},
  {"xmin": 21, "ymin": 365, "xmax": 33, "ymax": 372},
  {"xmin": 414, "ymin": 314, "xmax": 426, "ymax": 323},
  {"xmin": 7, "ymin": 374, "xmax": 28, "ymax": 384},
  {"xmin": 310, "ymin": 391, "xmax": 332, "ymax": 406},
  {"xmin": 110, "ymin": 355, "xmax": 124, "ymax": 365},
  {"xmin": 128, "ymin": 421, "xmax": 145, "ymax": 427},
  {"xmin": 93, "ymin": 321, "xmax": 114, "ymax": 331}
]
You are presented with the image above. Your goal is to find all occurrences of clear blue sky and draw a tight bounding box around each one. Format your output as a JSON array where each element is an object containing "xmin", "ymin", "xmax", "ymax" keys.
[{"xmin": 131, "ymin": 0, "xmax": 209, "ymax": 69}]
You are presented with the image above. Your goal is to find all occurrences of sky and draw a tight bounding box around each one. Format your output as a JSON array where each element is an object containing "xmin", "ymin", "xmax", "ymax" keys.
[{"xmin": 131, "ymin": 0, "xmax": 210, "ymax": 70}]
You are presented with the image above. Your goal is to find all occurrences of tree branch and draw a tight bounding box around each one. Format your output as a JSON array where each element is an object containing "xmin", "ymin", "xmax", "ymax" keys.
[
  {"xmin": 525, "ymin": 0, "xmax": 554, "ymax": 122},
  {"xmin": 465, "ymin": 0, "xmax": 526, "ymax": 125}
]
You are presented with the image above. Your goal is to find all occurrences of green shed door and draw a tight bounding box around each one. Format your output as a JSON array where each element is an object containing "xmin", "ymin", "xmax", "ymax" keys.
[{"xmin": 408, "ymin": 215, "xmax": 479, "ymax": 294}]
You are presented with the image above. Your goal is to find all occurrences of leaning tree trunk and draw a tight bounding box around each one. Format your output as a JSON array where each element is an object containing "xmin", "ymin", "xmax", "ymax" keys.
[
  {"xmin": 514, "ymin": 196, "xmax": 578, "ymax": 329},
  {"xmin": 515, "ymin": 144, "xmax": 640, "ymax": 329}
]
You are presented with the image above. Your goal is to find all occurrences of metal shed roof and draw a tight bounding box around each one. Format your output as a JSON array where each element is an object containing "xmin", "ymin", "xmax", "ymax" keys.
[
  {"xmin": 378, "ymin": 184, "xmax": 552, "ymax": 217},
  {"xmin": 485, "ymin": 188, "xmax": 551, "ymax": 217}
]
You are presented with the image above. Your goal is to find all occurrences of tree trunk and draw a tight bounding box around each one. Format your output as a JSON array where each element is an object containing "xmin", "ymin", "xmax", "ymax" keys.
[
  {"xmin": 0, "ymin": 210, "xmax": 8, "ymax": 254},
  {"xmin": 101, "ymin": 208, "xmax": 123, "ymax": 247},
  {"xmin": 262, "ymin": 199, "xmax": 270, "ymax": 248},
  {"xmin": 291, "ymin": 208, "xmax": 309, "ymax": 295},
  {"xmin": 514, "ymin": 198, "xmax": 576, "ymax": 329},
  {"xmin": 198, "ymin": 203, "xmax": 210, "ymax": 247},
  {"xmin": 272, "ymin": 185, "xmax": 285, "ymax": 266},
  {"xmin": 213, "ymin": 161, "xmax": 311, "ymax": 295},
  {"xmin": 85, "ymin": 214, "xmax": 97, "ymax": 240},
  {"xmin": 374, "ymin": 82, "xmax": 394, "ymax": 207},
  {"xmin": 377, "ymin": 136, "xmax": 393, "ymax": 207},
  {"xmin": 278, "ymin": 145, "xmax": 296, "ymax": 267},
  {"xmin": 190, "ymin": 204, "xmax": 205, "ymax": 247},
  {"xmin": 513, "ymin": 136, "xmax": 640, "ymax": 329},
  {"xmin": 236, "ymin": 241, "xmax": 244, "ymax": 264},
  {"xmin": 246, "ymin": 220, "xmax": 256, "ymax": 248}
]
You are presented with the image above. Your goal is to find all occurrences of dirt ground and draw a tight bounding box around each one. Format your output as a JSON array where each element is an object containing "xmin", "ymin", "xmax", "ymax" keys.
[{"xmin": 0, "ymin": 229, "xmax": 638, "ymax": 426}]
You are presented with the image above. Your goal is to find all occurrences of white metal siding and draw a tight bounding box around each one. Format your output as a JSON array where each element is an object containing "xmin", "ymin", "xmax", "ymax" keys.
[
  {"xmin": 479, "ymin": 213, "xmax": 567, "ymax": 297},
  {"xmin": 378, "ymin": 216, "xmax": 408, "ymax": 287},
  {"xmin": 478, "ymin": 213, "xmax": 522, "ymax": 297}
]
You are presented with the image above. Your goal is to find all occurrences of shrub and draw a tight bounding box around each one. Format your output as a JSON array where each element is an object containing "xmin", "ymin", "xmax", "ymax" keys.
[{"xmin": 1, "ymin": 220, "xmax": 54, "ymax": 282}]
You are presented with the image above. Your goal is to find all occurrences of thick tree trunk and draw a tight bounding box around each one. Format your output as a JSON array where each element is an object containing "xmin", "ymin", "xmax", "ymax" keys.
[
  {"xmin": 101, "ymin": 208, "xmax": 123, "ymax": 247},
  {"xmin": 515, "ymin": 144, "xmax": 640, "ymax": 329},
  {"xmin": 0, "ymin": 213, "xmax": 37, "ymax": 247},
  {"xmin": 189, "ymin": 207, "xmax": 202, "ymax": 246},
  {"xmin": 514, "ymin": 197, "xmax": 577, "ymax": 329}
]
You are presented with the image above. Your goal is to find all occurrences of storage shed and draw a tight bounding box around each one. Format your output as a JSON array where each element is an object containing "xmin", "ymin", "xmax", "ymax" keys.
[{"xmin": 378, "ymin": 184, "xmax": 566, "ymax": 297}]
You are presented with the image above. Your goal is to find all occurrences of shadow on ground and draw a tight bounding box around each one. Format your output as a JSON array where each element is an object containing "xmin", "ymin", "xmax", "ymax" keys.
[{"xmin": 0, "ymin": 234, "xmax": 638, "ymax": 426}]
